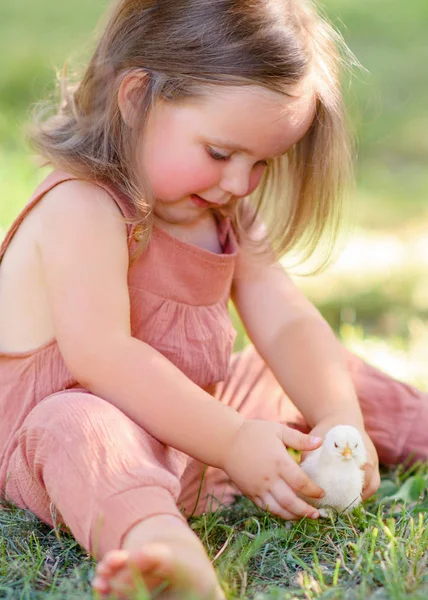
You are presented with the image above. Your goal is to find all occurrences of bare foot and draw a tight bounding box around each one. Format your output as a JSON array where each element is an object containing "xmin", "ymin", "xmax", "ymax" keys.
[{"xmin": 92, "ymin": 514, "xmax": 225, "ymax": 599}]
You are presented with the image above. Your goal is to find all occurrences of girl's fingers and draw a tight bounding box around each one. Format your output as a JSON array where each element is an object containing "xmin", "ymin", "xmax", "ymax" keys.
[
  {"xmin": 270, "ymin": 480, "xmax": 320, "ymax": 519},
  {"xmin": 279, "ymin": 457, "xmax": 325, "ymax": 499},
  {"xmin": 361, "ymin": 463, "xmax": 380, "ymax": 500},
  {"xmin": 254, "ymin": 493, "xmax": 300, "ymax": 521},
  {"xmin": 279, "ymin": 426, "xmax": 322, "ymax": 452},
  {"xmin": 361, "ymin": 461, "xmax": 372, "ymax": 484}
]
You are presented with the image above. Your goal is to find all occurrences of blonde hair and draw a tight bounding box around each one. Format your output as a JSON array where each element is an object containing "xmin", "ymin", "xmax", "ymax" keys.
[{"xmin": 30, "ymin": 0, "xmax": 353, "ymax": 269}]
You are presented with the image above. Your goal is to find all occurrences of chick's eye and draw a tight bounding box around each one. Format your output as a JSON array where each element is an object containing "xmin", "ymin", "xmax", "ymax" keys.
[
  {"xmin": 354, "ymin": 443, "xmax": 358, "ymax": 448},
  {"xmin": 334, "ymin": 442, "xmax": 338, "ymax": 448},
  {"xmin": 207, "ymin": 147, "xmax": 230, "ymax": 161}
]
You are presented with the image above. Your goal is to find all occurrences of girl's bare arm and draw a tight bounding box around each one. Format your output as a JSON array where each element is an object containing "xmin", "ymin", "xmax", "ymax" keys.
[
  {"xmin": 232, "ymin": 252, "xmax": 364, "ymax": 430},
  {"xmin": 232, "ymin": 232, "xmax": 380, "ymax": 497}
]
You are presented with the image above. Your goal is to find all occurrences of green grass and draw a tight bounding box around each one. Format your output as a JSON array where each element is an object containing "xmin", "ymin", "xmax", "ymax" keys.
[
  {"xmin": 1, "ymin": 461, "xmax": 427, "ymax": 599},
  {"xmin": 325, "ymin": 0, "xmax": 428, "ymax": 228}
]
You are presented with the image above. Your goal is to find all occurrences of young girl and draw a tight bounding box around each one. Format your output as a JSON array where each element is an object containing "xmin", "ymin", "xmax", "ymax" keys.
[{"xmin": 1, "ymin": 0, "xmax": 427, "ymax": 598}]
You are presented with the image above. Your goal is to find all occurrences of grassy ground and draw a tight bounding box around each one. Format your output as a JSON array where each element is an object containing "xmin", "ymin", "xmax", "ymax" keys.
[
  {"xmin": 1, "ymin": 461, "xmax": 427, "ymax": 599},
  {"xmin": 1, "ymin": 0, "xmax": 427, "ymax": 598}
]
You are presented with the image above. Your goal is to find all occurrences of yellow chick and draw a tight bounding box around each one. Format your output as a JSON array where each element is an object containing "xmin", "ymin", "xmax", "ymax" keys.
[{"xmin": 300, "ymin": 425, "xmax": 367, "ymax": 515}]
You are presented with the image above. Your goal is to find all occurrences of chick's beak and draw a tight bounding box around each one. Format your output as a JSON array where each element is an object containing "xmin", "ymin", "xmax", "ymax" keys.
[{"xmin": 341, "ymin": 443, "xmax": 353, "ymax": 459}]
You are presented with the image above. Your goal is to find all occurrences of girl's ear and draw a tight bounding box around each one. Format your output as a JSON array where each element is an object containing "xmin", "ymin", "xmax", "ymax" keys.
[{"xmin": 118, "ymin": 70, "xmax": 149, "ymax": 128}]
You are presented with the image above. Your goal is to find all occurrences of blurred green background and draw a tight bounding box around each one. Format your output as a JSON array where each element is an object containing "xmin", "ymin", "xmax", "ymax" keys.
[{"xmin": 1, "ymin": 0, "xmax": 428, "ymax": 387}]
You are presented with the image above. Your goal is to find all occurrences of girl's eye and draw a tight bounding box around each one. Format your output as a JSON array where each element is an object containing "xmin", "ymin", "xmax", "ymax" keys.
[{"xmin": 207, "ymin": 147, "xmax": 230, "ymax": 161}]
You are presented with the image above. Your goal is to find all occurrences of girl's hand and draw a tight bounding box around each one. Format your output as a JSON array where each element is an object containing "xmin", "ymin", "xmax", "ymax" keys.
[
  {"xmin": 307, "ymin": 420, "xmax": 380, "ymax": 500},
  {"xmin": 223, "ymin": 420, "xmax": 325, "ymax": 520},
  {"xmin": 359, "ymin": 430, "xmax": 380, "ymax": 500}
]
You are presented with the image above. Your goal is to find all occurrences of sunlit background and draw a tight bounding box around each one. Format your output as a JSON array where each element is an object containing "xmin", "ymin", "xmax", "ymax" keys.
[{"xmin": 1, "ymin": 0, "xmax": 428, "ymax": 389}]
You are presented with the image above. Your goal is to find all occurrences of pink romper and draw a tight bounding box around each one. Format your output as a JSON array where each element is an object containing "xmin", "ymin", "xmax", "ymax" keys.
[{"xmin": 0, "ymin": 171, "xmax": 427, "ymax": 558}]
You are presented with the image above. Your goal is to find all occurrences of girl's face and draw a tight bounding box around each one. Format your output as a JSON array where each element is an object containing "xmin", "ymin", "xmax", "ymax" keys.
[{"xmin": 137, "ymin": 81, "xmax": 315, "ymax": 225}]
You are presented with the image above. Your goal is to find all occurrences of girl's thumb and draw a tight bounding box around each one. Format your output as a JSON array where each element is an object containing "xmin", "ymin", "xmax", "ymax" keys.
[{"xmin": 280, "ymin": 426, "xmax": 323, "ymax": 451}]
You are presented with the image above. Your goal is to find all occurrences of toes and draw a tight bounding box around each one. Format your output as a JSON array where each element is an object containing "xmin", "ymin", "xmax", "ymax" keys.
[
  {"xmin": 98, "ymin": 549, "xmax": 129, "ymax": 572},
  {"xmin": 92, "ymin": 575, "xmax": 111, "ymax": 596},
  {"xmin": 94, "ymin": 563, "xmax": 112, "ymax": 578},
  {"xmin": 93, "ymin": 550, "xmax": 131, "ymax": 596},
  {"xmin": 130, "ymin": 544, "xmax": 175, "ymax": 577},
  {"xmin": 107, "ymin": 547, "xmax": 175, "ymax": 597},
  {"xmin": 96, "ymin": 543, "xmax": 218, "ymax": 599},
  {"xmin": 95, "ymin": 549, "xmax": 129, "ymax": 581}
]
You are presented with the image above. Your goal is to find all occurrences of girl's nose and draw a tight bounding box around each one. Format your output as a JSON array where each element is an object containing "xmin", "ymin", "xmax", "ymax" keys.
[
  {"xmin": 220, "ymin": 162, "xmax": 265, "ymax": 198},
  {"xmin": 220, "ymin": 175, "xmax": 250, "ymax": 198},
  {"xmin": 219, "ymin": 161, "xmax": 252, "ymax": 198}
]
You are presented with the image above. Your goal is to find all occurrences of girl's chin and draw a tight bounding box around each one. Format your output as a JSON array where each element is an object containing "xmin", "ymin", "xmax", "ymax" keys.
[{"xmin": 154, "ymin": 204, "xmax": 209, "ymax": 226}]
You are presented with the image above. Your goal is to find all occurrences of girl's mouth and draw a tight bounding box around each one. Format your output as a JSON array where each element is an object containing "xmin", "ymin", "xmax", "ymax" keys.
[{"xmin": 190, "ymin": 194, "xmax": 212, "ymax": 208}]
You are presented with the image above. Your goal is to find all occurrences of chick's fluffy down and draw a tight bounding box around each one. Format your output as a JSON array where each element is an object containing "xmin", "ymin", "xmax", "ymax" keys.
[{"xmin": 300, "ymin": 425, "xmax": 367, "ymax": 513}]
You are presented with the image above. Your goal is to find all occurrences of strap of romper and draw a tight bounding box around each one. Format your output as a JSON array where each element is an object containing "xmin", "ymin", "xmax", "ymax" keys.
[{"xmin": 0, "ymin": 170, "xmax": 137, "ymax": 264}]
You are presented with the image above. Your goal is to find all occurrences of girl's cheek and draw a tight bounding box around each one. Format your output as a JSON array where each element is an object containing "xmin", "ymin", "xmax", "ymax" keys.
[
  {"xmin": 176, "ymin": 158, "xmax": 220, "ymax": 191},
  {"xmin": 151, "ymin": 155, "xmax": 221, "ymax": 199},
  {"xmin": 179, "ymin": 153, "xmax": 224, "ymax": 192}
]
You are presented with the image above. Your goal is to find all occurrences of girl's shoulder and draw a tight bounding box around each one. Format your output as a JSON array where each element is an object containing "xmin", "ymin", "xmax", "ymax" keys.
[
  {"xmin": 34, "ymin": 177, "xmax": 125, "ymax": 234},
  {"xmin": 1, "ymin": 172, "xmax": 129, "ymax": 269},
  {"xmin": 32, "ymin": 176, "xmax": 129, "ymax": 267}
]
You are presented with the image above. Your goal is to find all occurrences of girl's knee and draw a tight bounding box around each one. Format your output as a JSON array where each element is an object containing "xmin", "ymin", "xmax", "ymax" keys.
[
  {"xmin": 20, "ymin": 391, "xmax": 175, "ymax": 466},
  {"xmin": 28, "ymin": 391, "xmax": 120, "ymax": 426},
  {"xmin": 21, "ymin": 391, "xmax": 129, "ymax": 447},
  {"xmin": 396, "ymin": 401, "xmax": 428, "ymax": 465}
]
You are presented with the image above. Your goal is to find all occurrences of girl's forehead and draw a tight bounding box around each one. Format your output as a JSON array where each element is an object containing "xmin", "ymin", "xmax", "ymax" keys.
[{"xmin": 187, "ymin": 82, "xmax": 316, "ymax": 157}]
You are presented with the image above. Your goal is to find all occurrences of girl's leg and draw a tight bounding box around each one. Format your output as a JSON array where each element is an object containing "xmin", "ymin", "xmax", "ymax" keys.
[
  {"xmin": 343, "ymin": 348, "xmax": 428, "ymax": 465},
  {"xmin": 181, "ymin": 344, "xmax": 428, "ymax": 515},
  {"xmin": 220, "ymin": 345, "xmax": 428, "ymax": 464},
  {"xmin": 5, "ymin": 390, "xmax": 187, "ymax": 557},
  {"xmin": 4, "ymin": 390, "xmax": 223, "ymax": 598}
]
